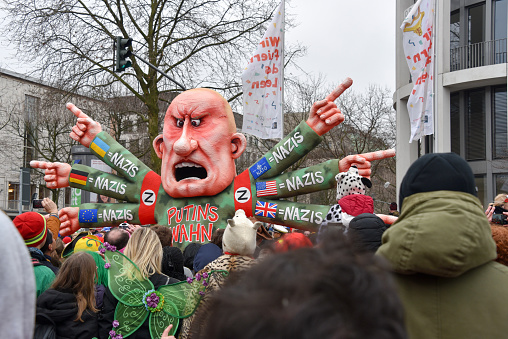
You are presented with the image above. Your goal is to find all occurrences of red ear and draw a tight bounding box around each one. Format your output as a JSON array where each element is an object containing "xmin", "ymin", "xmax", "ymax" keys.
[{"xmin": 231, "ymin": 133, "xmax": 247, "ymax": 159}]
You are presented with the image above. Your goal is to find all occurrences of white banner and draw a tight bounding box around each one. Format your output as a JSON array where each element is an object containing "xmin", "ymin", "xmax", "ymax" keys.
[
  {"xmin": 401, "ymin": 0, "xmax": 435, "ymax": 143},
  {"xmin": 241, "ymin": 1, "xmax": 284, "ymax": 139}
]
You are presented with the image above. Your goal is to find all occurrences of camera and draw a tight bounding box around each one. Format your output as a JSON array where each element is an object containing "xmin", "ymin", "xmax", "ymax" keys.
[
  {"xmin": 492, "ymin": 213, "xmax": 508, "ymax": 225},
  {"xmin": 119, "ymin": 222, "xmax": 129, "ymax": 229},
  {"xmin": 32, "ymin": 199, "xmax": 43, "ymax": 209}
]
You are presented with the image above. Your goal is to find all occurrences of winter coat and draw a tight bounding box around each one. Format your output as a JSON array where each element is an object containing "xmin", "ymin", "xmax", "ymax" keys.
[
  {"xmin": 98, "ymin": 272, "xmax": 178, "ymax": 339},
  {"xmin": 36, "ymin": 288, "xmax": 99, "ymax": 339},
  {"xmin": 377, "ymin": 191, "xmax": 508, "ymax": 339}
]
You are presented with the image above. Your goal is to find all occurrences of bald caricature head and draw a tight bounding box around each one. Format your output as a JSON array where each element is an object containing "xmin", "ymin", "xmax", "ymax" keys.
[{"xmin": 154, "ymin": 89, "xmax": 247, "ymax": 198}]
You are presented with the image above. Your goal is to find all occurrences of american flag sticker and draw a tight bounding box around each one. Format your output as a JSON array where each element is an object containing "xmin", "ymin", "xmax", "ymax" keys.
[
  {"xmin": 255, "ymin": 201, "xmax": 277, "ymax": 218},
  {"xmin": 256, "ymin": 181, "xmax": 277, "ymax": 197}
]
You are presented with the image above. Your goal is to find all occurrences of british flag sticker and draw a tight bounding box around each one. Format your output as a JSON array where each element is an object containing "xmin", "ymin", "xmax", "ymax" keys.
[{"xmin": 255, "ymin": 201, "xmax": 277, "ymax": 218}]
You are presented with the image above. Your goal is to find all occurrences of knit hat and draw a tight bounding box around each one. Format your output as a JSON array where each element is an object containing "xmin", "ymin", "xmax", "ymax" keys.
[
  {"xmin": 223, "ymin": 209, "xmax": 262, "ymax": 256},
  {"xmin": 183, "ymin": 243, "xmax": 202, "ymax": 271},
  {"xmin": 13, "ymin": 212, "xmax": 47, "ymax": 247},
  {"xmin": 348, "ymin": 213, "xmax": 387, "ymax": 252},
  {"xmin": 162, "ymin": 246, "xmax": 187, "ymax": 281},
  {"xmin": 399, "ymin": 153, "xmax": 477, "ymax": 210},
  {"xmin": 193, "ymin": 243, "xmax": 222, "ymax": 272},
  {"xmin": 274, "ymin": 233, "xmax": 313, "ymax": 253},
  {"xmin": 62, "ymin": 236, "xmax": 72, "ymax": 244}
]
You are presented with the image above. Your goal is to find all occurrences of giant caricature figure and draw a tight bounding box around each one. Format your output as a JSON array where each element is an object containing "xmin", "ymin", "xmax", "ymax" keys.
[{"xmin": 32, "ymin": 78, "xmax": 394, "ymax": 248}]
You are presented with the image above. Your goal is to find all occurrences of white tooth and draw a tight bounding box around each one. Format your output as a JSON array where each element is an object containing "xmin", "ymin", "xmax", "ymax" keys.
[{"xmin": 176, "ymin": 162, "xmax": 202, "ymax": 168}]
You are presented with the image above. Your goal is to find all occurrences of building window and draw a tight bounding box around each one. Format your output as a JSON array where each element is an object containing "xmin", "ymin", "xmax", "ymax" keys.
[
  {"xmin": 475, "ymin": 174, "xmax": 486, "ymax": 206},
  {"xmin": 495, "ymin": 173, "xmax": 508, "ymax": 195},
  {"xmin": 451, "ymin": 93, "xmax": 461, "ymax": 154},
  {"xmin": 466, "ymin": 89, "xmax": 486, "ymax": 160},
  {"xmin": 8, "ymin": 182, "xmax": 19, "ymax": 210},
  {"xmin": 451, "ymin": 10, "xmax": 461, "ymax": 50},
  {"xmin": 468, "ymin": 3, "xmax": 486, "ymax": 45},
  {"xmin": 493, "ymin": 86, "xmax": 508, "ymax": 158}
]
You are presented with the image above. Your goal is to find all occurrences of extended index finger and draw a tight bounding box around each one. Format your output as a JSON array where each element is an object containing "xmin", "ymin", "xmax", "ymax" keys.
[
  {"xmin": 325, "ymin": 77, "xmax": 353, "ymax": 102},
  {"xmin": 66, "ymin": 102, "xmax": 89, "ymax": 120},
  {"xmin": 358, "ymin": 149, "xmax": 396, "ymax": 162}
]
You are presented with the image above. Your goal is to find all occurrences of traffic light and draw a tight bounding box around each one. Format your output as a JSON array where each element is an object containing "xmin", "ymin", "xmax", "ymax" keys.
[{"xmin": 115, "ymin": 36, "xmax": 133, "ymax": 72}]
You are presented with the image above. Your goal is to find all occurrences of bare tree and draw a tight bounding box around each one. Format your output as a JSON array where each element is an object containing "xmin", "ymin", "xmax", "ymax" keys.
[
  {"xmin": 1, "ymin": 0, "xmax": 285, "ymax": 172},
  {"xmin": 238, "ymin": 76, "xmax": 397, "ymax": 211}
]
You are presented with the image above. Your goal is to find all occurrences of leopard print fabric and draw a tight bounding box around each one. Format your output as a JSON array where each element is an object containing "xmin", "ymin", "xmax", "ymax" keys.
[{"xmin": 178, "ymin": 255, "xmax": 256, "ymax": 339}]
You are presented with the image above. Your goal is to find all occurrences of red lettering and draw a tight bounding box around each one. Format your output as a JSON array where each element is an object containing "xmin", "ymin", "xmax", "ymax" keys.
[
  {"xmin": 269, "ymin": 37, "xmax": 280, "ymax": 47},
  {"xmin": 201, "ymin": 223, "xmax": 213, "ymax": 242},
  {"xmin": 209, "ymin": 206, "xmax": 219, "ymax": 222},
  {"xmin": 260, "ymin": 81, "xmax": 266, "ymax": 88},
  {"xmin": 167, "ymin": 207, "xmax": 177, "ymax": 223},
  {"xmin": 265, "ymin": 80, "xmax": 272, "ymax": 87},
  {"xmin": 183, "ymin": 205, "xmax": 193, "ymax": 221},
  {"xmin": 413, "ymin": 54, "xmax": 421, "ymax": 63},
  {"xmin": 261, "ymin": 53, "xmax": 267, "ymax": 61},
  {"xmin": 252, "ymin": 81, "xmax": 259, "ymax": 89},
  {"xmin": 273, "ymin": 77, "xmax": 278, "ymax": 88},
  {"xmin": 179, "ymin": 224, "xmax": 189, "ymax": 243},
  {"xmin": 172, "ymin": 225, "xmax": 180, "ymax": 242},
  {"xmin": 175, "ymin": 209, "xmax": 183, "ymax": 223},
  {"xmin": 198, "ymin": 204, "xmax": 209, "ymax": 221},
  {"xmin": 189, "ymin": 224, "xmax": 200, "ymax": 242}
]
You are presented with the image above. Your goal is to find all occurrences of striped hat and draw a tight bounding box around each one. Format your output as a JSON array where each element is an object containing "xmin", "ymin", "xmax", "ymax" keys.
[{"xmin": 13, "ymin": 212, "xmax": 47, "ymax": 247}]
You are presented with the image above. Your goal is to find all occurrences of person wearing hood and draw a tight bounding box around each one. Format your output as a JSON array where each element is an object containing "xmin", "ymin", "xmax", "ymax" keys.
[{"xmin": 376, "ymin": 153, "xmax": 508, "ymax": 339}]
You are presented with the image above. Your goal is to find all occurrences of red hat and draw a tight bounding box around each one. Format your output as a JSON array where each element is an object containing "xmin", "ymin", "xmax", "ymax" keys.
[
  {"xmin": 62, "ymin": 236, "xmax": 72, "ymax": 244},
  {"xmin": 13, "ymin": 212, "xmax": 47, "ymax": 247}
]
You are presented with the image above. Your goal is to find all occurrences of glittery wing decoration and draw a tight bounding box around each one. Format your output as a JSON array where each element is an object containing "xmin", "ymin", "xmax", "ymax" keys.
[
  {"xmin": 113, "ymin": 290, "xmax": 149, "ymax": 338},
  {"xmin": 158, "ymin": 270, "xmax": 228, "ymax": 318},
  {"xmin": 104, "ymin": 249, "xmax": 154, "ymax": 301},
  {"xmin": 149, "ymin": 300, "xmax": 179, "ymax": 338}
]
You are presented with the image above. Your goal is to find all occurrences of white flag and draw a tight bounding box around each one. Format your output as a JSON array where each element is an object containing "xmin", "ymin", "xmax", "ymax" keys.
[
  {"xmin": 242, "ymin": 1, "xmax": 284, "ymax": 139},
  {"xmin": 401, "ymin": 0, "xmax": 435, "ymax": 143}
]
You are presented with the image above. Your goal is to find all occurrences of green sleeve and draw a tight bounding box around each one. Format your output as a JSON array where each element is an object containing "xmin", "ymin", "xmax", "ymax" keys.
[
  {"xmin": 249, "ymin": 121, "xmax": 322, "ymax": 180},
  {"xmin": 69, "ymin": 164, "xmax": 140, "ymax": 203},
  {"xmin": 88, "ymin": 132, "xmax": 153, "ymax": 181},
  {"xmin": 34, "ymin": 266, "xmax": 55, "ymax": 297},
  {"xmin": 252, "ymin": 159, "xmax": 339, "ymax": 199},
  {"xmin": 77, "ymin": 203, "xmax": 142, "ymax": 228},
  {"xmin": 252, "ymin": 198, "xmax": 330, "ymax": 232}
]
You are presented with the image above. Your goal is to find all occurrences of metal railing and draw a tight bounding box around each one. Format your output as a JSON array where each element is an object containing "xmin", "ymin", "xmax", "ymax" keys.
[{"xmin": 450, "ymin": 38, "xmax": 507, "ymax": 71}]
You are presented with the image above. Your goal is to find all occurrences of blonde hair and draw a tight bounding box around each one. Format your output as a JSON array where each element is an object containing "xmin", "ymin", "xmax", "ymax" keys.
[
  {"xmin": 124, "ymin": 227, "xmax": 163, "ymax": 280},
  {"xmin": 492, "ymin": 193, "xmax": 508, "ymax": 207}
]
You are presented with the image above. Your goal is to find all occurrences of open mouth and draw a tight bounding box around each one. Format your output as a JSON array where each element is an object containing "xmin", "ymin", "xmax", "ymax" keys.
[{"xmin": 175, "ymin": 162, "xmax": 207, "ymax": 181}]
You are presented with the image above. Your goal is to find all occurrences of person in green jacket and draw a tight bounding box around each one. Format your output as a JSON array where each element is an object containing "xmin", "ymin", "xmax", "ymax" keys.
[{"xmin": 377, "ymin": 152, "xmax": 508, "ymax": 339}]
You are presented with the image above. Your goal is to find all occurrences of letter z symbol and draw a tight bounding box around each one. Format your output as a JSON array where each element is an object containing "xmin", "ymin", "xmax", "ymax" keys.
[{"xmin": 142, "ymin": 189, "xmax": 156, "ymax": 206}]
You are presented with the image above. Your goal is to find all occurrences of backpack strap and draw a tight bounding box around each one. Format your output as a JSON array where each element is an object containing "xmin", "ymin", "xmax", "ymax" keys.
[{"xmin": 32, "ymin": 258, "xmax": 43, "ymax": 267}]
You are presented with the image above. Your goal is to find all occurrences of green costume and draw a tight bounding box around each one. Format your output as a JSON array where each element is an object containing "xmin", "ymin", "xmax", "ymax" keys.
[{"xmin": 70, "ymin": 121, "xmax": 340, "ymax": 248}]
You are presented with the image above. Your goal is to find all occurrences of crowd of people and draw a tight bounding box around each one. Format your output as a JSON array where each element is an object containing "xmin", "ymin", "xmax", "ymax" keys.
[{"xmin": 3, "ymin": 152, "xmax": 508, "ymax": 339}]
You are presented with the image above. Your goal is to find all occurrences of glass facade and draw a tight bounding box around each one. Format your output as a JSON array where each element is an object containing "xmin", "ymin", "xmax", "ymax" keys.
[{"xmin": 466, "ymin": 89, "xmax": 486, "ymax": 160}]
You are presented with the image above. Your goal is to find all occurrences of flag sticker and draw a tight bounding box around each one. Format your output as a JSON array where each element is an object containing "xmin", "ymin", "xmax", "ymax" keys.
[
  {"xmin": 90, "ymin": 137, "xmax": 110, "ymax": 157},
  {"xmin": 250, "ymin": 157, "xmax": 271, "ymax": 179},
  {"xmin": 79, "ymin": 209, "xmax": 98, "ymax": 223},
  {"xmin": 255, "ymin": 201, "xmax": 277, "ymax": 218},
  {"xmin": 69, "ymin": 169, "xmax": 89, "ymax": 186},
  {"xmin": 256, "ymin": 180, "xmax": 277, "ymax": 197}
]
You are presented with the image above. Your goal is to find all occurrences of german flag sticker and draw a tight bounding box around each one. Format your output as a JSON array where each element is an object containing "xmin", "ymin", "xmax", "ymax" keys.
[{"xmin": 69, "ymin": 169, "xmax": 89, "ymax": 186}]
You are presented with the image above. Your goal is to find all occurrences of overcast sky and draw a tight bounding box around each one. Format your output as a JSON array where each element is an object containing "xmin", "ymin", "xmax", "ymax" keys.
[{"xmin": 0, "ymin": 1, "xmax": 396, "ymax": 93}]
